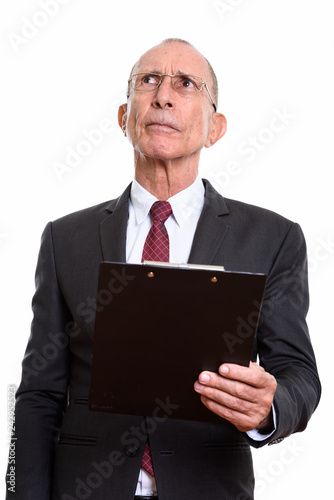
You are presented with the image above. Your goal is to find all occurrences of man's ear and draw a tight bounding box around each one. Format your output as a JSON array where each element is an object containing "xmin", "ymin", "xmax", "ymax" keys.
[
  {"xmin": 118, "ymin": 104, "xmax": 127, "ymax": 135},
  {"xmin": 205, "ymin": 112, "xmax": 227, "ymax": 148}
]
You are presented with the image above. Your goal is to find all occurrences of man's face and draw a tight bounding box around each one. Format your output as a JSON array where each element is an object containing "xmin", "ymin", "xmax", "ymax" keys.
[{"xmin": 121, "ymin": 42, "xmax": 218, "ymax": 163}]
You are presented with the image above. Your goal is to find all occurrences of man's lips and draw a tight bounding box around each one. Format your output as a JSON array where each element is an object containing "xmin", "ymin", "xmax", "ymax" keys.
[
  {"xmin": 147, "ymin": 124, "xmax": 176, "ymax": 133},
  {"xmin": 145, "ymin": 119, "xmax": 180, "ymax": 131}
]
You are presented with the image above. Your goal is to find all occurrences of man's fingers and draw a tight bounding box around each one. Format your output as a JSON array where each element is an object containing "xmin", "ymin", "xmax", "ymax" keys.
[
  {"xmin": 194, "ymin": 362, "xmax": 277, "ymax": 431},
  {"xmin": 195, "ymin": 374, "xmax": 259, "ymax": 409},
  {"xmin": 199, "ymin": 362, "xmax": 276, "ymax": 392},
  {"xmin": 218, "ymin": 362, "xmax": 268, "ymax": 387},
  {"xmin": 195, "ymin": 366, "xmax": 267, "ymax": 402}
]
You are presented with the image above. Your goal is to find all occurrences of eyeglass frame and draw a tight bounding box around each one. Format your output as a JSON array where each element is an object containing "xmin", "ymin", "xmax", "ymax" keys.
[{"xmin": 127, "ymin": 72, "xmax": 217, "ymax": 112}]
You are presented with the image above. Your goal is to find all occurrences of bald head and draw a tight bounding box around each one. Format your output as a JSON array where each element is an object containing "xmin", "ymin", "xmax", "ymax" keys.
[{"xmin": 128, "ymin": 38, "xmax": 219, "ymax": 109}]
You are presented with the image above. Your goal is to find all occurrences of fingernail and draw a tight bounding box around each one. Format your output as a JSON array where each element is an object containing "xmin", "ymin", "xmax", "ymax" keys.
[
  {"xmin": 199, "ymin": 373, "xmax": 211, "ymax": 383},
  {"xmin": 220, "ymin": 365, "xmax": 229, "ymax": 375},
  {"xmin": 194, "ymin": 382, "xmax": 204, "ymax": 392}
]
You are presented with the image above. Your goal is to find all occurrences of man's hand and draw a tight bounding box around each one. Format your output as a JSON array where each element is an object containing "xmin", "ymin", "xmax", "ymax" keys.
[{"xmin": 194, "ymin": 362, "xmax": 277, "ymax": 433}]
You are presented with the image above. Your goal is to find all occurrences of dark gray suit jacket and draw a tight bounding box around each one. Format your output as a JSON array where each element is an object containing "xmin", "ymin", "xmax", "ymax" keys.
[{"xmin": 7, "ymin": 180, "xmax": 321, "ymax": 500}]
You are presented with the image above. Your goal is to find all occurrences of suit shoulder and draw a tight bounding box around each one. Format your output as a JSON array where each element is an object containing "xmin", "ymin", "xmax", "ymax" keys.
[
  {"xmin": 222, "ymin": 197, "xmax": 307, "ymax": 248},
  {"xmin": 52, "ymin": 200, "xmax": 114, "ymax": 228},
  {"xmin": 50, "ymin": 184, "xmax": 131, "ymax": 232},
  {"xmin": 224, "ymin": 197, "xmax": 294, "ymax": 228},
  {"xmin": 53, "ymin": 200, "xmax": 116, "ymax": 224},
  {"xmin": 203, "ymin": 179, "xmax": 295, "ymax": 231}
]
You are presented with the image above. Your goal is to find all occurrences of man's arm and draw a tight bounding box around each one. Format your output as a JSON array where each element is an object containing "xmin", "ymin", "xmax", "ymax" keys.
[
  {"xmin": 6, "ymin": 222, "xmax": 72, "ymax": 499},
  {"xmin": 194, "ymin": 222, "xmax": 321, "ymax": 445}
]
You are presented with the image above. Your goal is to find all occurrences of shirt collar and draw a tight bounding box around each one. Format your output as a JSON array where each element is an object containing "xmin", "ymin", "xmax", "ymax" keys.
[
  {"xmin": 130, "ymin": 176, "xmax": 205, "ymax": 227},
  {"xmin": 168, "ymin": 175, "xmax": 205, "ymax": 227},
  {"xmin": 130, "ymin": 180, "xmax": 157, "ymax": 225}
]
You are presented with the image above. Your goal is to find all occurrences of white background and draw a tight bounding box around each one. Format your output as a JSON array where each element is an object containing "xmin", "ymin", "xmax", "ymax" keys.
[{"xmin": 1, "ymin": 0, "xmax": 333, "ymax": 497}]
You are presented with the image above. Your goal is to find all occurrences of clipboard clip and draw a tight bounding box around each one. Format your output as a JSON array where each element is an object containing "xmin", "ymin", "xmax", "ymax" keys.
[
  {"xmin": 142, "ymin": 261, "xmax": 225, "ymax": 282},
  {"xmin": 142, "ymin": 261, "xmax": 225, "ymax": 272}
]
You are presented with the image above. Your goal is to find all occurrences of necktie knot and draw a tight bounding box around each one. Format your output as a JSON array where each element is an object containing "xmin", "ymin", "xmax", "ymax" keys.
[{"xmin": 150, "ymin": 201, "xmax": 172, "ymax": 224}]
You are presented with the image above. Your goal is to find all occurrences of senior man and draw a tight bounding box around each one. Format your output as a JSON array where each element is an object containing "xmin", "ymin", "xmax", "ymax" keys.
[{"xmin": 7, "ymin": 38, "xmax": 320, "ymax": 500}]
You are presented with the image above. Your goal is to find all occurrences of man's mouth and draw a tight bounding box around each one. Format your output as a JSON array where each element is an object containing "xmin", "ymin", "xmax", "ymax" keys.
[
  {"xmin": 145, "ymin": 118, "xmax": 179, "ymax": 131},
  {"xmin": 148, "ymin": 123, "xmax": 175, "ymax": 130}
]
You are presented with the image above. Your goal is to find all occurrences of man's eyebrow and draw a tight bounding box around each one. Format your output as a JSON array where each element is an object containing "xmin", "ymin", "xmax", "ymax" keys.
[{"xmin": 139, "ymin": 70, "xmax": 190, "ymax": 75}]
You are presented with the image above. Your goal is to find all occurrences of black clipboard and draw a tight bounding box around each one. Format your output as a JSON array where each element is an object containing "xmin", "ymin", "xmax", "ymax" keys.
[{"xmin": 88, "ymin": 262, "xmax": 266, "ymax": 424}]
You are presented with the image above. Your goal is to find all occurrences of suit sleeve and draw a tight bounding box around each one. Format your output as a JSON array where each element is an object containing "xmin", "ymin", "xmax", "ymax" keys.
[
  {"xmin": 246, "ymin": 222, "xmax": 321, "ymax": 448},
  {"xmin": 6, "ymin": 222, "xmax": 72, "ymax": 499}
]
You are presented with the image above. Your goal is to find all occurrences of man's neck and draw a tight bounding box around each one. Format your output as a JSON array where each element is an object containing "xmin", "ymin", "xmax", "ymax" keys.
[{"xmin": 134, "ymin": 154, "xmax": 200, "ymax": 200}]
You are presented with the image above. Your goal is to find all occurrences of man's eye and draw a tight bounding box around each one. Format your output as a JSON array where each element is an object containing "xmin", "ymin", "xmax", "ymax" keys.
[
  {"xmin": 181, "ymin": 78, "xmax": 196, "ymax": 88},
  {"xmin": 174, "ymin": 76, "xmax": 198, "ymax": 90},
  {"xmin": 141, "ymin": 74, "xmax": 159, "ymax": 85}
]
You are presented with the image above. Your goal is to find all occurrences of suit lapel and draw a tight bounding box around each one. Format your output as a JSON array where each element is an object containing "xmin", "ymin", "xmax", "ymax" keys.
[
  {"xmin": 188, "ymin": 179, "xmax": 229, "ymax": 265},
  {"xmin": 99, "ymin": 180, "xmax": 229, "ymax": 265},
  {"xmin": 99, "ymin": 184, "xmax": 132, "ymax": 262}
]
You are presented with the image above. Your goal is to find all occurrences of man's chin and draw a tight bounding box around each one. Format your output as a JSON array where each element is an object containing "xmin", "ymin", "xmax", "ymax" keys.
[{"xmin": 135, "ymin": 141, "xmax": 183, "ymax": 162}]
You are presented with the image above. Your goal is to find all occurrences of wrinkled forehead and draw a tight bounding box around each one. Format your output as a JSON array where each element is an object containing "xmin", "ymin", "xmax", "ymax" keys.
[{"xmin": 132, "ymin": 42, "xmax": 211, "ymax": 82}]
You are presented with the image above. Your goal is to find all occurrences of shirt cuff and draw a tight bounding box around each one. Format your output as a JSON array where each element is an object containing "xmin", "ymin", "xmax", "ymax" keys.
[{"xmin": 246, "ymin": 404, "xmax": 277, "ymax": 441}]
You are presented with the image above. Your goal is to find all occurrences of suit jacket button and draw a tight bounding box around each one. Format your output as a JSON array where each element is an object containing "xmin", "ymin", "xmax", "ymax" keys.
[
  {"xmin": 125, "ymin": 445, "xmax": 138, "ymax": 457},
  {"xmin": 268, "ymin": 437, "xmax": 285, "ymax": 446}
]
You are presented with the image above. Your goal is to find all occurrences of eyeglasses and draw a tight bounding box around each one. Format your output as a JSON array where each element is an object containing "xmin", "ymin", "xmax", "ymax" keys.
[{"xmin": 127, "ymin": 73, "xmax": 217, "ymax": 112}]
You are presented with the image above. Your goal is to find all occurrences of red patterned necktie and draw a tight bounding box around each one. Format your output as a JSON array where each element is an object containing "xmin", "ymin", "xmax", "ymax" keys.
[
  {"xmin": 140, "ymin": 200, "xmax": 172, "ymax": 477},
  {"xmin": 142, "ymin": 201, "xmax": 173, "ymax": 263}
]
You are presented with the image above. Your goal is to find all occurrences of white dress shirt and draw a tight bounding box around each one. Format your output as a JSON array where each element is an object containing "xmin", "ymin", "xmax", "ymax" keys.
[
  {"xmin": 127, "ymin": 176, "xmax": 276, "ymax": 496},
  {"xmin": 126, "ymin": 175, "xmax": 205, "ymax": 265}
]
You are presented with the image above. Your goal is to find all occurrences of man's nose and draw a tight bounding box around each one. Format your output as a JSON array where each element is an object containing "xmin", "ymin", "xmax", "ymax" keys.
[{"xmin": 152, "ymin": 76, "xmax": 175, "ymax": 109}]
